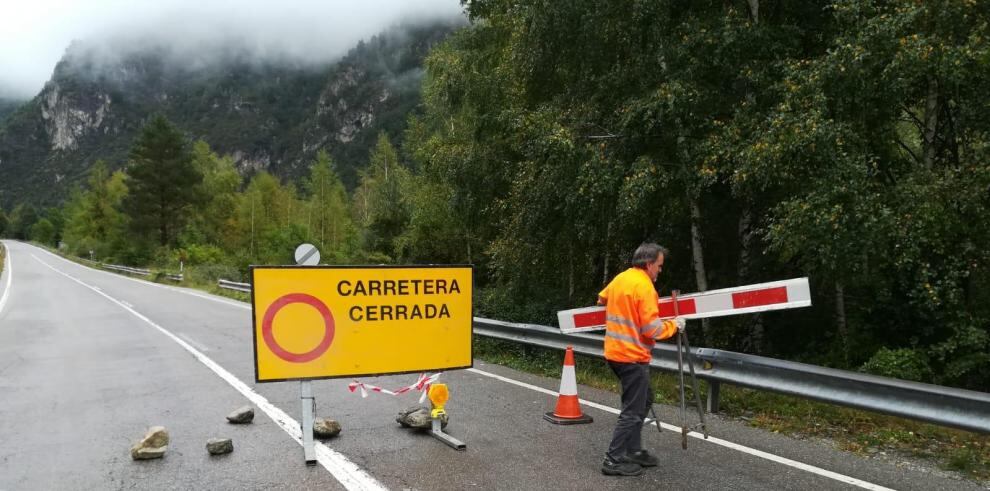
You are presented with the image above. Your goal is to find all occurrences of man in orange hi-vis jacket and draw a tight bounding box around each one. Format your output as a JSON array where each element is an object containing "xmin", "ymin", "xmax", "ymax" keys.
[{"xmin": 598, "ymin": 243, "xmax": 684, "ymax": 476}]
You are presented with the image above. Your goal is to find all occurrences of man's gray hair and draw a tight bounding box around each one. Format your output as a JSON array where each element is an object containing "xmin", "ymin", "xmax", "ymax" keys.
[{"xmin": 631, "ymin": 243, "xmax": 669, "ymax": 268}]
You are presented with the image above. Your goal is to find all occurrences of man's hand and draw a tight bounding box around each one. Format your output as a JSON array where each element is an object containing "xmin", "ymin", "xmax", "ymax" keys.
[{"xmin": 674, "ymin": 318, "xmax": 686, "ymax": 333}]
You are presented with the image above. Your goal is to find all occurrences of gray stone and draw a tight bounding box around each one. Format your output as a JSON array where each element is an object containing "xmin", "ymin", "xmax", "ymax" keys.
[
  {"xmin": 206, "ymin": 438, "xmax": 234, "ymax": 455},
  {"xmin": 130, "ymin": 426, "xmax": 169, "ymax": 460},
  {"xmin": 396, "ymin": 406, "xmax": 448, "ymax": 430},
  {"xmin": 131, "ymin": 446, "xmax": 167, "ymax": 460},
  {"xmin": 227, "ymin": 405, "xmax": 254, "ymax": 424},
  {"xmin": 313, "ymin": 418, "xmax": 341, "ymax": 439}
]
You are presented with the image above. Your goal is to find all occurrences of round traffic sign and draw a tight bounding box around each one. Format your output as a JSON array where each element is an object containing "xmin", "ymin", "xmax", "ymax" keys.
[
  {"xmin": 261, "ymin": 293, "xmax": 335, "ymax": 363},
  {"xmin": 294, "ymin": 243, "xmax": 320, "ymax": 265}
]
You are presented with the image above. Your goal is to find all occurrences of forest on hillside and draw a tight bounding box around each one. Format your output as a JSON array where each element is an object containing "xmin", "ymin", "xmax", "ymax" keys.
[{"xmin": 2, "ymin": 0, "xmax": 988, "ymax": 391}]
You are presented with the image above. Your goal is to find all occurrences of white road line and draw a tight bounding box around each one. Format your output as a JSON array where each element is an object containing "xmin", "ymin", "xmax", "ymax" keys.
[
  {"xmin": 31, "ymin": 254, "xmax": 387, "ymax": 491},
  {"xmin": 467, "ymin": 367, "xmax": 896, "ymax": 491},
  {"xmin": 0, "ymin": 241, "xmax": 12, "ymax": 316},
  {"xmin": 121, "ymin": 301, "xmax": 133, "ymax": 309},
  {"xmin": 178, "ymin": 332, "xmax": 210, "ymax": 352},
  {"xmin": 26, "ymin": 243, "xmax": 895, "ymax": 490}
]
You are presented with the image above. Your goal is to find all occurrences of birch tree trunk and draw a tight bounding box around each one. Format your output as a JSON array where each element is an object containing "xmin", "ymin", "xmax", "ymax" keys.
[
  {"xmin": 689, "ymin": 194, "xmax": 711, "ymax": 339},
  {"xmin": 568, "ymin": 252, "xmax": 575, "ymax": 301},
  {"xmin": 738, "ymin": 205, "xmax": 764, "ymax": 353},
  {"xmin": 602, "ymin": 220, "xmax": 612, "ymax": 285},
  {"xmin": 835, "ymin": 281, "xmax": 849, "ymax": 365},
  {"xmin": 923, "ymin": 75, "xmax": 939, "ymax": 169},
  {"xmin": 747, "ymin": 0, "xmax": 759, "ymax": 24}
]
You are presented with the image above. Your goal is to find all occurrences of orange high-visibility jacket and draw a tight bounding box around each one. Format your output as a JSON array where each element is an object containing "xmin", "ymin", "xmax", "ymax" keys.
[{"xmin": 598, "ymin": 267, "xmax": 677, "ymax": 363}]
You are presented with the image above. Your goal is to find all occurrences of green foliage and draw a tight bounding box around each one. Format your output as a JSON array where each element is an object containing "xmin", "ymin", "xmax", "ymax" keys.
[
  {"xmin": 124, "ymin": 115, "xmax": 203, "ymax": 248},
  {"xmin": 61, "ymin": 161, "xmax": 129, "ymax": 259},
  {"xmin": 186, "ymin": 263, "xmax": 243, "ymax": 284},
  {"xmin": 395, "ymin": 174, "xmax": 470, "ymax": 264},
  {"xmin": 184, "ymin": 141, "xmax": 241, "ymax": 250},
  {"xmin": 398, "ymin": 0, "xmax": 990, "ymax": 391},
  {"xmin": 0, "ymin": 208, "xmax": 8, "ymax": 237},
  {"xmin": 304, "ymin": 150, "xmax": 356, "ymax": 263},
  {"xmin": 860, "ymin": 347, "xmax": 932, "ymax": 382},
  {"xmin": 8, "ymin": 204, "xmax": 39, "ymax": 240},
  {"xmin": 356, "ymin": 133, "xmax": 411, "ymax": 259},
  {"xmin": 234, "ymin": 171, "xmax": 311, "ymax": 266},
  {"xmin": 180, "ymin": 243, "xmax": 227, "ymax": 266},
  {"xmin": 29, "ymin": 218, "xmax": 56, "ymax": 245}
]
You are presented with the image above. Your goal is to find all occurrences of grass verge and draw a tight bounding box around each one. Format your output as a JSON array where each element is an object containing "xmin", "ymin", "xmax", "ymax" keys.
[{"xmin": 474, "ymin": 337, "xmax": 990, "ymax": 481}]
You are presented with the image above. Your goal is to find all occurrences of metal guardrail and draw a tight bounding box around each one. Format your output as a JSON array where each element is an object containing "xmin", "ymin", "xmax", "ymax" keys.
[
  {"xmin": 218, "ymin": 279, "xmax": 251, "ymax": 293},
  {"xmin": 200, "ymin": 279, "xmax": 990, "ymax": 434},
  {"xmin": 473, "ymin": 318, "xmax": 990, "ymax": 434},
  {"xmin": 103, "ymin": 264, "xmax": 151, "ymax": 277},
  {"xmin": 102, "ymin": 263, "xmax": 182, "ymax": 282}
]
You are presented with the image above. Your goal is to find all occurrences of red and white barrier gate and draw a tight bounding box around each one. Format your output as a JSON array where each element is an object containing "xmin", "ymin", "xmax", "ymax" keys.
[{"xmin": 557, "ymin": 277, "xmax": 811, "ymax": 334}]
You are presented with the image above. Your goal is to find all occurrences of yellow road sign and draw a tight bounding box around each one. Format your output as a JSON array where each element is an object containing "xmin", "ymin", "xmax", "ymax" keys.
[{"xmin": 251, "ymin": 265, "xmax": 473, "ymax": 382}]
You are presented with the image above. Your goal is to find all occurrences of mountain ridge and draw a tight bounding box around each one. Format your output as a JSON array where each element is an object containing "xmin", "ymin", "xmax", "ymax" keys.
[{"xmin": 0, "ymin": 20, "xmax": 459, "ymax": 209}]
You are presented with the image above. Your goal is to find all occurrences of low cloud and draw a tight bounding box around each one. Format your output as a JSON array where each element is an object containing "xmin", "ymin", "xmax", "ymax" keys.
[{"xmin": 0, "ymin": 0, "xmax": 465, "ymax": 99}]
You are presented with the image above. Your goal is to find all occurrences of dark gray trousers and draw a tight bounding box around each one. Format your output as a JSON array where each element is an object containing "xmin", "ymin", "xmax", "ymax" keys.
[{"xmin": 606, "ymin": 361, "xmax": 652, "ymax": 461}]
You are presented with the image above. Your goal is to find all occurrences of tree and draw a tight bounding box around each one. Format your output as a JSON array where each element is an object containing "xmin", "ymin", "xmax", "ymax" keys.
[
  {"xmin": 186, "ymin": 140, "xmax": 241, "ymax": 250},
  {"xmin": 0, "ymin": 208, "xmax": 8, "ymax": 237},
  {"xmin": 43, "ymin": 207, "xmax": 65, "ymax": 247},
  {"xmin": 30, "ymin": 219, "xmax": 55, "ymax": 245},
  {"xmin": 753, "ymin": 0, "xmax": 990, "ymax": 382},
  {"xmin": 410, "ymin": 1, "xmax": 836, "ymax": 327},
  {"xmin": 356, "ymin": 133, "xmax": 411, "ymax": 259},
  {"xmin": 62, "ymin": 161, "xmax": 129, "ymax": 259},
  {"xmin": 123, "ymin": 115, "xmax": 203, "ymax": 247},
  {"xmin": 304, "ymin": 150, "xmax": 355, "ymax": 263},
  {"xmin": 8, "ymin": 204, "xmax": 38, "ymax": 240},
  {"xmin": 235, "ymin": 171, "xmax": 307, "ymax": 265},
  {"xmin": 395, "ymin": 174, "xmax": 469, "ymax": 263}
]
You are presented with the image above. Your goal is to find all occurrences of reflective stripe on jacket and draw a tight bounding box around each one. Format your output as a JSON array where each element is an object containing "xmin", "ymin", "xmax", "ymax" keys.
[{"xmin": 598, "ymin": 268, "xmax": 677, "ymax": 363}]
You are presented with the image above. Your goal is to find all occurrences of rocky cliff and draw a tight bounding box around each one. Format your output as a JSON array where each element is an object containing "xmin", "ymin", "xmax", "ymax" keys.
[{"xmin": 0, "ymin": 21, "xmax": 457, "ymax": 208}]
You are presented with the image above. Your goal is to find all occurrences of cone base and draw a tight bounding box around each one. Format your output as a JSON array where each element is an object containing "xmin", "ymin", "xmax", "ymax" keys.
[{"xmin": 543, "ymin": 412, "xmax": 593, "ymax": 425}]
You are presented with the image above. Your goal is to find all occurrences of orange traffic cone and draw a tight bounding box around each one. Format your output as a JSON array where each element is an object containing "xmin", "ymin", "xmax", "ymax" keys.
[{"xmin": 544, "ymin": 346, "xmax": 594, "ymax": 425}]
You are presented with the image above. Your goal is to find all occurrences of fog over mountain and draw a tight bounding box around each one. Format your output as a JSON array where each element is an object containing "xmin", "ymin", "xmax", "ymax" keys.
[{"xmin": 0, "ymin": 0, "xmax": 465, "ymax": 99}]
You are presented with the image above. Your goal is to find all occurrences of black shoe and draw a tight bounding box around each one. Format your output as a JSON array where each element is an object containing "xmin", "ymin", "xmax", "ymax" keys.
[
  {"xmin": 627, "ymin": 449, "xmax": 659, "ymax": 467},
  {"xmin": 601, "ymin": 457, "xmax": 643, "ymax": 476}
]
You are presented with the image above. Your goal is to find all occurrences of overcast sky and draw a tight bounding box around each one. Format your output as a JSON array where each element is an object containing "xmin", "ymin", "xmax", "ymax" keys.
[{"xmin": 0, "ymin": 0, "xmax": 465, "ymax": 99}]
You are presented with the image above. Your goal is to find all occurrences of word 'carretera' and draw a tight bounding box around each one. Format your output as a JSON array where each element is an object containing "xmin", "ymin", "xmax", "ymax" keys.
[
  {"xmin": 338, "ymin": 278, "xmax": 462, "ymax": 323},
  {"xmin": 337, "ymin": 279, "xmax": 461, "ymax": 297}
]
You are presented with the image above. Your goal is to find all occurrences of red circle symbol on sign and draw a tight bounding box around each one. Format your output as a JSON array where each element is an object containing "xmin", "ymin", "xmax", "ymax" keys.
[{"xmin": 261, "ymin": 293, "xmax": 335, "ymax": 363}]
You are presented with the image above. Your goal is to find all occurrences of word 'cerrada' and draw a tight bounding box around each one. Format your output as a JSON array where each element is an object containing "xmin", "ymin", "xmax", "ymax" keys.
[{"xmin": 338, "ymin": 279, "xmax": 462, "ymax": 322}]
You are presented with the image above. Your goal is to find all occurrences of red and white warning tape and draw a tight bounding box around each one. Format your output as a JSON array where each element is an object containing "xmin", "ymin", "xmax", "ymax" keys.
[{"xmin": 347, "ymin": 372, "xmax": 442, "ymax": 403}]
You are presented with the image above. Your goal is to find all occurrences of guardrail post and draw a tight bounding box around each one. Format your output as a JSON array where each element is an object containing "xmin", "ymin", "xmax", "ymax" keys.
[{"xmin": 707, "ymin": 380, "xmax": 720, "ymax": 413}]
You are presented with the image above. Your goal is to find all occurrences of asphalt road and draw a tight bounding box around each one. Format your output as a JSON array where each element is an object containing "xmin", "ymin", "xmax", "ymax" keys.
[{"xmin": 0, "ymin": 240, "xmax": 983, "ymax": 491}]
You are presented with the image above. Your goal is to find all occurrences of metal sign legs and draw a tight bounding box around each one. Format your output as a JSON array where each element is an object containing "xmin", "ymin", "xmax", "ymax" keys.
[
  {"xmin": 431, "ymin": 416, "xmax": 466, "ymax": 450},
  {"xmin": 430, "ymin": 401, "xmax": 466, "ymax": 450},
  {"xmin": 301, "ymin": 381, "xmax": 316, "ymax": 464}
]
